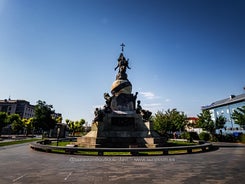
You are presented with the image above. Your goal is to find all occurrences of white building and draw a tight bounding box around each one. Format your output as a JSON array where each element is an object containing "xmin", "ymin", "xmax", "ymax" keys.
[{"xmin": 202, "ymin": 92, "xmax": 245, "ymax": 134}]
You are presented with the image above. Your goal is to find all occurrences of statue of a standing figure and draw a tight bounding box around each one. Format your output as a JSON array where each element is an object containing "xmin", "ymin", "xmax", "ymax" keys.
[
  {"xmin": 103, "ymin": 93, "xmax": 112, "ymax": 112},
  {"xmin": 114, "ymin": 53, "xmax": 131, "ymax": 80},
  {"xmin": 115, "ymin": 53, "xmax": 131, "ymax": 73}
]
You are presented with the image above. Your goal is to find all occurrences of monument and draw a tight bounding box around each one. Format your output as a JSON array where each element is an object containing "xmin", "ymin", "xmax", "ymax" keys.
[{"xmin": 76, "ymin": 44, "xmax": 166, "ymax": 148}]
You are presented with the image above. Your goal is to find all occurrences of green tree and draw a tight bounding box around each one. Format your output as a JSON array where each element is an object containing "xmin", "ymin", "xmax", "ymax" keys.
[
  {"xmin": 0, "ymin": 112, "xmax": 8, "ymax": 135},
  {"xmin": 33, "ymin": 100, "xmax": 56, "ymax": 132},
  {"xmin": 65, "ymin": 119, "xmax": 69, "ymax": 124},
  {"xmin": 77, "ymin": 118, "xmax": 85, "ymax": 132},
  {"xmin": 8, "ymin": 114, "xmax": 24, "ymax": 134},
  {"xmin": 232, "ymin": 106, "xmax": 245, "ymax": 128},
  {"xmin": 23, "ymin": 118, "xmax": 35, "ymax": 136},
  {"xmin": 153, "ymin": 108, "xmax": 188, "ymax": 135},
  {"xmin": 66, "ymin": 119, "xmax": 74, "ymax": 136},
  {"xmin": 215, "ymin": 115, "xmax": 226, "ymax": 129},
  {"xmin": 66, "ymin": 118, "xmax": 85, "ymax": 136},
  {"xmin": 55, "ymin": 116, "xmax": 62, "ymax": 124},
  {"xmin": 197, "ymin": 110, "xmax": 215, "ymax": 135},
  {"xmin": 153, "ymin": 110, "xmax": 170, "ymax": 135}
]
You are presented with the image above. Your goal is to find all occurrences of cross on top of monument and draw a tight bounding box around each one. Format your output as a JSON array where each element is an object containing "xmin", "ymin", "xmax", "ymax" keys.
[{"xmin": 120, "ymin": 43, "xmax": 125, "ymax": 52}]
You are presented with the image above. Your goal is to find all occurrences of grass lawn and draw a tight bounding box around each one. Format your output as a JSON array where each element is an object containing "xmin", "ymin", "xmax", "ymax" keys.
[
  {"xmin": 50, "ymin": 141, "xmax": 70, "ymax": 146},
  {"xmin": 45, "ymin": 140, "xmax": 200, "ymax": 156},
  {"xmin": 166, "ymin": 140, "xmax": 197, "ymax": 146},
  {"xmin": 49, "ymin": 140, "xmax": 197, "ymax": 147}
]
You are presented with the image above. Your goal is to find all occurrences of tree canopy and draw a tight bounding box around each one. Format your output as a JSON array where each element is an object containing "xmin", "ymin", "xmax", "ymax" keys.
[
  {"xmin": 232, "ymin": 106, "xmax": 245, "ymax": 127},
  {"xmin": 23, "ymin": 118, "xmax": 35, "ymax": 136},
  {"xmin": 197, "ymin": 110, "xmax": 215, "ymax": 134},
  {"xmin": 8, "ymin": 114, "xmax": 24, "ymax": 133},
  {"xmin": 152, "ymin": 108, "xmax": 187, "ymax": 135},
  {"xmin": 215, "ymin": 115, "xmax": 226, "ymax": 129},
  {"xmin": 0, "ymin": 112, "xmax": 9, "ymax": 135},
  {"xmin": 33, "ymin": 100, "xmax": 56, "ymax": 131},
  {"xmin": 65, "ymin": 118, "xmax": 85, "ymax": 136}
]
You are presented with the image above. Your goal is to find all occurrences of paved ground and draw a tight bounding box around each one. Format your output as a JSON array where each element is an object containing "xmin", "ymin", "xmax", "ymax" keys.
[{"xmin": 0, "ymin": 143, "xmax": 245, "ymax": 184}]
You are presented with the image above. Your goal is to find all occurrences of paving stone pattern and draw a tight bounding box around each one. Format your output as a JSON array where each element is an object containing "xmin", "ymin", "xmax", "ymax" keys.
[{"xmin": 0, "ymin": 143, "xmax": 245, "ymax": 184}]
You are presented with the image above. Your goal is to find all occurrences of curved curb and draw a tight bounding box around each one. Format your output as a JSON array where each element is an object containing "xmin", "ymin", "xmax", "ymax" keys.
[
  {"xmin": 30, "ymin": 139, "xmax": 214, "ymax": 156},
  {"xmin": 211, "ymin": 142, "xmax": 245, "ymax": 148}
]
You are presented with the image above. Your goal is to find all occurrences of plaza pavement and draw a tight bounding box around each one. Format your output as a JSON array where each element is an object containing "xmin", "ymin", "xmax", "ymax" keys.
[{"xmin": 0, "ymin": 142, "xmax": 245, "ymax": 184}]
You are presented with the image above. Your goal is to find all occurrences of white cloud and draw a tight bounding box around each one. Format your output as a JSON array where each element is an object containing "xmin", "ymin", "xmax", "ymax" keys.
[
  {"xmin": 143, "ymin": 103, "xmax": 162, "ymax": 108},
  {"xmin": 140, "ymin": 92, "xmax": 157, "ymax": 100},
  {"xmin": 142, "ymin": 103, "xmax": 163, "ymax": 114}
]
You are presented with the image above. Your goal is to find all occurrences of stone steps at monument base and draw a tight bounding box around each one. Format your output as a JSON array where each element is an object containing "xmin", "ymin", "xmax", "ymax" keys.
[{"xmin": 74, "ymin": 131, "xmax": 167, "ymax": 148}]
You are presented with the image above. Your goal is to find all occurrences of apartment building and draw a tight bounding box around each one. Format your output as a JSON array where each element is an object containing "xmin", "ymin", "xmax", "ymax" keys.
[{"xmin": 0, "ymin": 99, "xmax": 35, "ymax": 119}]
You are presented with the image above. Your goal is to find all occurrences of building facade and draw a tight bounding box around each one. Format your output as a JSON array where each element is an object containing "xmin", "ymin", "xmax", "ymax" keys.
[
  {"xmin": 0, "ymin": 99, "xmax": 35, "ymax": 119},
  {"xmin": 202, "ymin": 93, "xmax": 245, "ymax": 133}
]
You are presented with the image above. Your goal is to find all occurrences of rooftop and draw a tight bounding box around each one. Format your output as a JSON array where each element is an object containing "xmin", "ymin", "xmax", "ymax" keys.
[
  {"xmin": 202, "ymin": 93, "xmax": 245, "ymax": 110},
  {"xmin": 0, "ymin": 99, "xmax": 33, "ymax": 105}
]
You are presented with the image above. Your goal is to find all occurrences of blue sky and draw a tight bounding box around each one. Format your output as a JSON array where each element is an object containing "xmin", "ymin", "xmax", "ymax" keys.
[{"xmin": 0, "ymin": 0, "xmax": 244, "ymax": 123}]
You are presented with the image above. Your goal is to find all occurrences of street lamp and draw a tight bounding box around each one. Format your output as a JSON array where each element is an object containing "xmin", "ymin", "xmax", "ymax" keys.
[{"xmin": 56, "ymin": 124, "xmax": 61, "ymax": 146}]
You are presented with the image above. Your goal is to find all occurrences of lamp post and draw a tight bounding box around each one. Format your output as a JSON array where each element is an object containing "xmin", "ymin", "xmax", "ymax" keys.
[{"xmin": 56, "ymin": 124, "xmax": 61, "ymax": 146}]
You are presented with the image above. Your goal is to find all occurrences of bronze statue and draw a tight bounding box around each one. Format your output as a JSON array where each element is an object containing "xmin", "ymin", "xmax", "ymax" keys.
[
  {"xmin": 136, "ymin": 100, "xmax": 142, "ymax": 114},
  {"xmin": 93, "ymin": 108, "xmax": 104, "ymax": 122},
  {"xmin": 114, "ymin": 53, "xmax": 131, "ymax": 80},
  {"xmin": 136, "ymin": 100, "xmax": 152, "ymax": 120},
  {"xmin": 114, "ymin": 44, "xmax": 131, "ymax": 80},
  {"xmin": 114, "ymin": 53, "xmax": 131, "ymax": 73},
  {"xmin": 103, "ymin": 93, "xmax": 112, "ymax": 112}
]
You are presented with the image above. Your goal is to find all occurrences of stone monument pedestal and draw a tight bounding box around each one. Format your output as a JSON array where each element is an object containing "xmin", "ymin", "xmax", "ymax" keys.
[
  {"xmin": 76, "ymin": 111, "xmax": 166, "ymax": 148},
  {"xmin": 75, "ymin": 46, "xmax": 166, "ymax": 148}
]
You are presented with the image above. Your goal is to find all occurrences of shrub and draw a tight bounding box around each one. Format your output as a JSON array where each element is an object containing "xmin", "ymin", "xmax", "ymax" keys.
[
  {"xmin": 180, "ymin": 132, "xmax": 190, "ymax": 139},
  {"xmin": 180, "ymin": 132, "xmax": 199, "ymax": 142},
  {"xmin": 223, "ymin": 134, "xmax": 235, "ymax": 142},
  {"xmin": 238, "ymin": 134, "xmax": 245, "ymax": 143},
  {"xmin": 189, "ymin": 132, "xmax": 200, "ymax": 140},
  {"xmin": 199, "ymin": 132, "xmax": 211, "ymax": 141},
  {"xmin": 211, "ymin": 135, "xmax": 218, "ymax": 142}
]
